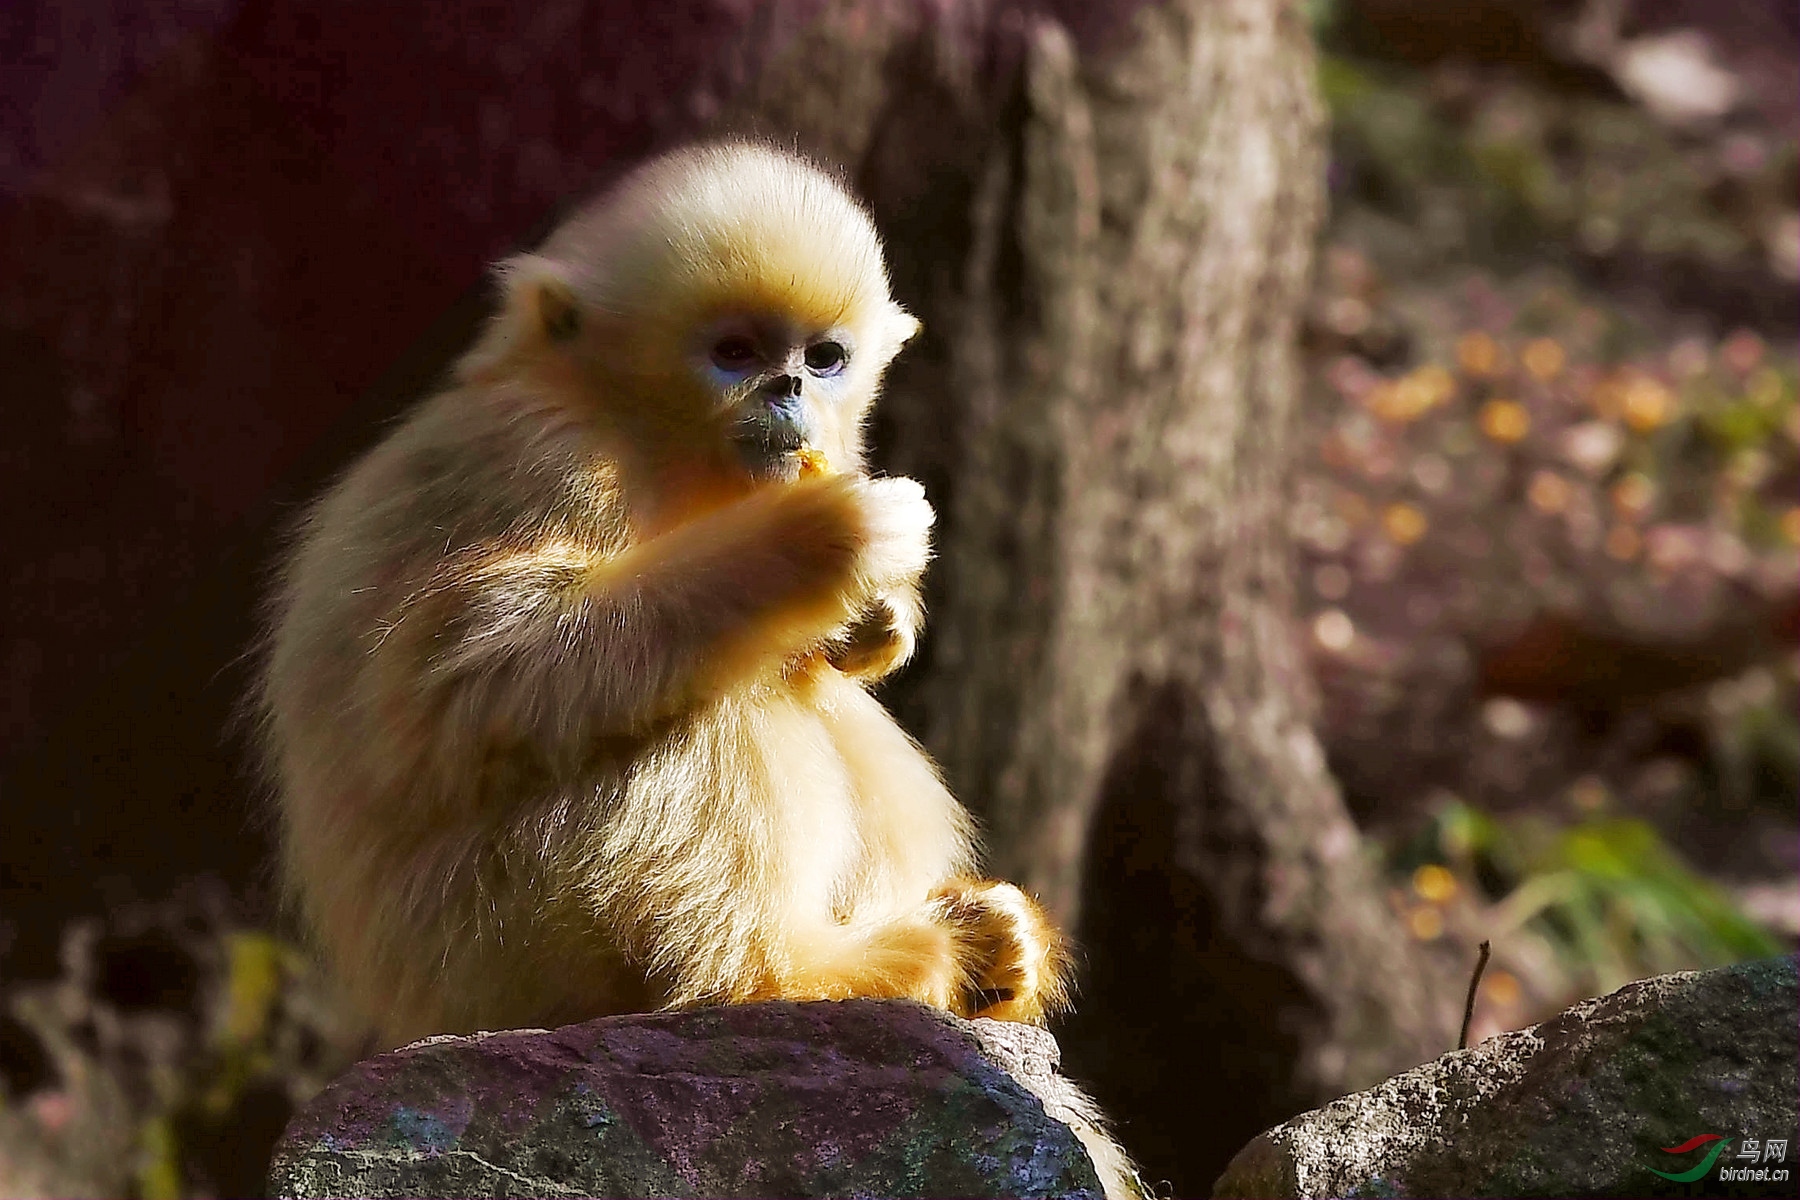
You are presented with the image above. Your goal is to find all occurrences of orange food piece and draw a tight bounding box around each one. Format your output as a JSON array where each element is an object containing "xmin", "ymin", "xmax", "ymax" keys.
[{"xmin": 795, "ymin": 447, "xmax": 831, "ymax": 478}]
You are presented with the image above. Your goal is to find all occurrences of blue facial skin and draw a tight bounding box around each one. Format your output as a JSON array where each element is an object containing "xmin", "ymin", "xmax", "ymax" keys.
[
  {"xmin": 698, "ymin": 318, "xmax": 852, "ymax": 479},
  {"xmin": 698, "ymin": 351, "xmax": 794, "ymax": 475},
  {"xmin": 732, "ymin": 379, "xmax": 814, "ymax": 475}
]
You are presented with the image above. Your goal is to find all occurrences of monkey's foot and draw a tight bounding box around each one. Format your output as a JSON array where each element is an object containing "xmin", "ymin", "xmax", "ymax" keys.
[{"xmin": 933, "ymin": 880, "xmax": 1072, "ymax": 1024}]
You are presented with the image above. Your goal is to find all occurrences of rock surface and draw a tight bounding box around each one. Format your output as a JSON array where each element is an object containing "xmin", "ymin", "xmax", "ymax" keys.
[
  {"xmin": 1214, "ymin": 955, "xmax": 1799, "ymax": 1198},
  {"xmin": 267, "ymin": 999, "xmax": 1104, "ymax": 1199}
]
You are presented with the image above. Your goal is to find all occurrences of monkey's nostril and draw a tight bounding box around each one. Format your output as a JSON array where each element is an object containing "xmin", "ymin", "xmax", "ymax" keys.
[{"xmin": 764, "ymin": 374, "xmax": 803, "ymax": 404}]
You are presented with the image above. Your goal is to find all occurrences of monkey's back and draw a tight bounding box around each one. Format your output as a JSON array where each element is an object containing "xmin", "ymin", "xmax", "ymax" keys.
[{"xmin": 260, "ymin": 387, "xmax": 633, "ymax": 1037}]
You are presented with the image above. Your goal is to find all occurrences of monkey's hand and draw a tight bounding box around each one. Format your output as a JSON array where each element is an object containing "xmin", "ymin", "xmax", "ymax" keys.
[
  {"xmin": 933, "ymin": 880, "xmax": 1072, "ymax": 1025},
  {"xmin": 842, "ymin": 476, "xmax": 934, "ymax": 599},
  {"xmin": 825, "ymin": 588, "xmax": 922, "ymax": 680}
]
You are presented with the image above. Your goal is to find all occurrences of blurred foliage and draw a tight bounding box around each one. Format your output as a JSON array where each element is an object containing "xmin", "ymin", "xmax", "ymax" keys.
[
  {"xmin": 1299, "ymin": 5, "xmax": 1798, "ymax": 1027},
  {"xmin": 1301, "ymin": 271, "xmax": 1799, "ymax": 650},
  {"xmin": 1301, "ymin": 0, "xmax": 1341, "ymax": 37},
  {"xmin": 1408, "ymin": 799, "xmax": 1784, "ymax": 997},
  {"xmin": 0, "ymin": 886, "xmax": 360, "ymax": 1199},
  {"xmin": 1318, "ymin": 53, "xmax": 1797, "ymax": 289},
  {"xmin": 1303, "ymin": 268, "xmax": 1798, "ymax": 635},
  {"xmin": 1700, "ymin": 664, "xmax": 1800, "ymax": 814}
]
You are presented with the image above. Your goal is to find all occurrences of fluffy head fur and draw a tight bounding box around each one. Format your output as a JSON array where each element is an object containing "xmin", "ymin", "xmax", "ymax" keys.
[{"xmin": 541, "ymin": 143, "xmax": 913, "ymax": 342}]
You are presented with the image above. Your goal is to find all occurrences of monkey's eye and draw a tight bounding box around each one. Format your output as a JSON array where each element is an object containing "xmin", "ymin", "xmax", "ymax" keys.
[
  {"xmin": 711, "ymin": 336, "xmax": 759, "ymax": 370},
  {"xmin": 804, "ymin": 341, "xmax": 848, "ymax": 376}
]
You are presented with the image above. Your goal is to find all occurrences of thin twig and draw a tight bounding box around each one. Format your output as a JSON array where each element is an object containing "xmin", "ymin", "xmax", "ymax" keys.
[{"xmin": 1458, "ymin": 939, "xmax": 1492, "ymax": 1051}]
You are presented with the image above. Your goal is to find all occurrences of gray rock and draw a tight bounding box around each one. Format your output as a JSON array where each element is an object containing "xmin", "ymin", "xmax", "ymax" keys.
[
  {"xmin": 267, "ymin": 998, "xmax": 1105, "ymax": 1199},
  {"xmin": 1214, "ymin": 955, "xmax": 1799, "ymax": 1198}
]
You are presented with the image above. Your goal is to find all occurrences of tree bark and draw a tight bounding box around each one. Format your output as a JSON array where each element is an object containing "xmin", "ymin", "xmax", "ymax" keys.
[{"xmin": 728, "ymin": 1, "xmax": 1457, "ymax": 1191}]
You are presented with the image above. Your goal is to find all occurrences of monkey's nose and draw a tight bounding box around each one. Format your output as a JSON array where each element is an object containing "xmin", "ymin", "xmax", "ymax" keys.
[{"xmin": 768, "ymin": 374, "xmax": 802, "ymax": 399}]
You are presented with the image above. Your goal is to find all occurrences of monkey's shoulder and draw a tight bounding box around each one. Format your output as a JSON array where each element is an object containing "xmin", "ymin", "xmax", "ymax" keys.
[{"xmin": 327, "ymin": 387, "xmax": 630, "ymax": 561}]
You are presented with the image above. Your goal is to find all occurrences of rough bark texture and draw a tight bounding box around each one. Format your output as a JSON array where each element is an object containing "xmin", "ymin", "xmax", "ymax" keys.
[{"xmin": 724, "ymin": 2, "xmax": 1457, "ymax": 1190}]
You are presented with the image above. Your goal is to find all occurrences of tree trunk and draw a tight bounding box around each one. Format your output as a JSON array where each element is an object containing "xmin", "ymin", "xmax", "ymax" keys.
[{"xmin": 728, "ymin": 1, "xmax": 1456, "ymax": 1191}]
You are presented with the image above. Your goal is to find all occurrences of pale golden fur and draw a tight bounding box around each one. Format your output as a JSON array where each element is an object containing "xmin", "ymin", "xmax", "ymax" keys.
[{"xmin": 258, "ymin": 143, "xmax": 1139, "ymax": 1195}]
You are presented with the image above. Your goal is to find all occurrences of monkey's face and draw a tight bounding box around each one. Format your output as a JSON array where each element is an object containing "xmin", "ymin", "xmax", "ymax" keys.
[{"xmin": 690, "ymin": 311, "xmax": 862, "ymax": 481}]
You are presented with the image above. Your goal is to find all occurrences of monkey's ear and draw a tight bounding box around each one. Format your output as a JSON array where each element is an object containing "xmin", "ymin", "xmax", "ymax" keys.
[
  {"xmin": 501, "ymin": 253, "xmax": 584, "ymax": 343},
  {"xmin": 886, "ymin": 307, "xmax": 921, "ymax": 354},
  {"xmin": 455, "ymin": 254, "xmax": 584, "ymax": 382},
  {"xmin": 535, "ymin": 277, "xmax": 582, "ymax": 342}
]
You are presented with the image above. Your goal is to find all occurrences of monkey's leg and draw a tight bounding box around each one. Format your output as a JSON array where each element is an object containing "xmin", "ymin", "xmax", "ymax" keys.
[
  {"xmin": 802, "ymin": 681, "xmax": 1066, "ymax": 1022},
  {"xmin": 746, "ymin": 890, "xmax": 1140, "ymax": 1197},
  {"xmin": 757, "ymin": 915, "xmax": 970, "ymax": 1010},
  {"xmin": 756, "ymin": 880, "xmax": 1073, "ymax": 1023}
]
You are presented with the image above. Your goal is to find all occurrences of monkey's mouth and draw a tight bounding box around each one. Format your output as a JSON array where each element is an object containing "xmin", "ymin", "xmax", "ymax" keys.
[{"xmin": 730, "ymin": 410, "xmax": 808, "ymax": 478}]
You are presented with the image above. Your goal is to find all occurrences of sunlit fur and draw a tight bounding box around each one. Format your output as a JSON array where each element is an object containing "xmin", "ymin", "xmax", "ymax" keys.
[{"xmin": 258, "ymin": 144, "xmax": 1077, "ymax": 1053}]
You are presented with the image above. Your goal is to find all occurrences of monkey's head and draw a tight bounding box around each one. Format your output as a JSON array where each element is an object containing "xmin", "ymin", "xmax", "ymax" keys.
[{"xmin": 465, "ymin": 143, "xmax": 919, "ymax": 484}]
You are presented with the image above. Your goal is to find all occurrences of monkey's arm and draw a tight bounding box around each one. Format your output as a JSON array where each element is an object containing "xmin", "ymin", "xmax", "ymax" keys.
[{"xmin": 393, "ymin": 474, "xmax": 930, "ymax": 740}]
